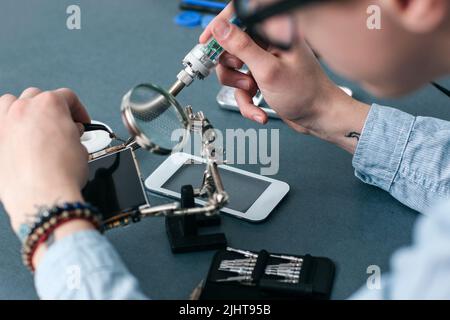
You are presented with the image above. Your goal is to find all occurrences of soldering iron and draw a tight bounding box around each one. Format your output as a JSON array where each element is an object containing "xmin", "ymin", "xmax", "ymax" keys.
[{"xmin": 167, "ymin": 16, "xmax": 243, "ymax": 98}]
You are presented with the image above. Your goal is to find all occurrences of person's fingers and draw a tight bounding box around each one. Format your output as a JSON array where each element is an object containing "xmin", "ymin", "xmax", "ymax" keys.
[
  {"xmin": 19, "ymin": 87, "xmax": 42, "ymax": 99},
  {"xmin": 216, "ymin": 65, "xmax": 258, "ymax": 95},
  {"xmin": 235, "ymin": 89, "xmax": 268, "ymax": 125},
  {"xmin": 53, "ymin": 88, "xmax": 91, "ymax": 124},
  {"xmin": 219, "ymin": 52, "xmax": 244, "ymax": 70},
  {"xmin": 0, "ymin": 94, "xmax": 18, "ymax": 116},
  {"xmin": 211, "ymin": 19, "xmax": 278, "ymax": 82},
  {"xmin": 199, "ymin": 2, "xmax": 235, "ymax": 43},
  {"xmin": 76, "ymin": 123, "xmax": 85, "ymax": 136}
]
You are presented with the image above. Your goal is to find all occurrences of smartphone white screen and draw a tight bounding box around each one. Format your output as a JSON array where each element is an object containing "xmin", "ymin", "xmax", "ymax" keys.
[{"xmin": 162, "ymin": 163, "xmax": 271, "ymax": 213}]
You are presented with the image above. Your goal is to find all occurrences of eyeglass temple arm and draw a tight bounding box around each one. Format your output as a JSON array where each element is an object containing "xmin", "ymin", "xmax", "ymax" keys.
[{"xmin": 432, "ymin": 82, "xmax": 450, "ymax": 98}]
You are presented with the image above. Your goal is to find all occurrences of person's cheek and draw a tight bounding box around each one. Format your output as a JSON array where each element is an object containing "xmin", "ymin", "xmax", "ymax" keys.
[
  {"xmin": 301, "ymin": 29, "xmax": 364, "ymax": 81},
  {"xmin": 296, "ymin": 13, "xmax": 361, "ymax": 79},
  {"xmin": 263, "ymin": 15, "xmax": 294, "ymax": 45},
  {"xmin": 297, "ymin": 3, "xmax": 390, "ymax": 86}
]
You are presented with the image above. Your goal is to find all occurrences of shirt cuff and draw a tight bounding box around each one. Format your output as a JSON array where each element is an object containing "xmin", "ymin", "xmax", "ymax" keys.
[{"xmin": 352, "ymin": 104, "xmax": 416, "ymax": 192}]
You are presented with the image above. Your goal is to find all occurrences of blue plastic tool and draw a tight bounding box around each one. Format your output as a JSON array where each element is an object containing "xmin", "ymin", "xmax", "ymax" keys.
[
  {"xmin": 174, "ymin": 11, "xmax": 202, "ymax": 28},
  {"xmin": 182, "ymin": 0, "xmax": 227, "ymax": 10}
]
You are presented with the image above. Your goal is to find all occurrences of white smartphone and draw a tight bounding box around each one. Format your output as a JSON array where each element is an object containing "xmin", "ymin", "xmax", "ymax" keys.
[
  {"xmin": 217, "ymin": 85, "xmax": 353, "ymax": 119},
  {"xmin": 145, "ymin": 153, "xmax": 290, "ymax": 222},
  {"xmin": 216, "ymin": 86, "xmax": 278, "ymax": 118}
]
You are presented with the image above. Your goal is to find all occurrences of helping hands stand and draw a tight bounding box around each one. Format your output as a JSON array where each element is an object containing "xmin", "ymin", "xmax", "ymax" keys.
[
  {"xmin": 136, "ymin": 106, "xmax": 228, "ymax": 252},
  {"xmin": 165, "ymin": 185, "xmax": 226, "ymax": 253}
]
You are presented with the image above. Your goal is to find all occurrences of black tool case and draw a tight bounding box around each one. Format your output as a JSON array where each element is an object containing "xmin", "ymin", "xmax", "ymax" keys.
[{"xmin": 200, "ymin": 249, "xmax": 335, "ymax": 300}]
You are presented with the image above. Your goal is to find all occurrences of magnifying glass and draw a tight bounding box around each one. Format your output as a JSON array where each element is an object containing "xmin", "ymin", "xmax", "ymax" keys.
[
  {"xmin": 120, "ymin": 82, "xmax": 228, "ymax": 220},
  {"xmin": 121, "ymin": 83, "xmax": 191, "ymax": 155}
]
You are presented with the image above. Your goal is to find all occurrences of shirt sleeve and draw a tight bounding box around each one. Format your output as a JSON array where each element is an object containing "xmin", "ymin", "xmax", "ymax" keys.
[
  {"xmin": 353, "ymin": 104, "xmax": 450, "ymax": 214},
  {"xmin": 350, "ymin": 200, "xmax": 450, "ymax": 299},
  {"xmin": 34, "ymin": 230, "xmax": 148, "ymax": 300}
]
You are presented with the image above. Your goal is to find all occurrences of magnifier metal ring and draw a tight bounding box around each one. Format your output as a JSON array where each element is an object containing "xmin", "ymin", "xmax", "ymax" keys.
[{"xmin": 121, "ymin": 83, "xmax": 191, "ymax": 155}]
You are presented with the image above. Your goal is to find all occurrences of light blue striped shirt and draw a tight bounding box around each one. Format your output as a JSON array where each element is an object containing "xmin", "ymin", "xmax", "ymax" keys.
[{"xmin": 35, "ymin": 104, "xmax": 450, "ymax": 299}]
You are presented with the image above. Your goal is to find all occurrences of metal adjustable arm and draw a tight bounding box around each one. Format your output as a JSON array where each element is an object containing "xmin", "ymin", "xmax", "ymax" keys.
[{"xmin": 139, "ymin": 106, "xmax": 228, "ymax": 218}]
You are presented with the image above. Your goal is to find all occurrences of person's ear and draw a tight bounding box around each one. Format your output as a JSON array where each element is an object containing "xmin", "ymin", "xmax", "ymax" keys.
[{"xmin": 378, "ymin": 0, "xmax": 449, "ymax": 33}]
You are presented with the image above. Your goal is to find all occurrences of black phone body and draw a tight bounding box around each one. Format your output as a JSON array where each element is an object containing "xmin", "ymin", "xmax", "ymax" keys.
[{"xmin": 82, "ymin": 147, "xmax": 149, "ymax": 229}]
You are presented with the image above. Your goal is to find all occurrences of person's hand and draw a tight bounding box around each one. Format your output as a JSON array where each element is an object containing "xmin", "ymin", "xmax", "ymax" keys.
[
  {"xmin": 200, "ymin": 4, "xmax": 343, "ymax": 127},
  {"xmin": 0, "ymin": 88, "xmax": 91, "ymax": 233},
  {"xmin": 200, "ymin": 5, "xmax": 370, "ymax": 153}
]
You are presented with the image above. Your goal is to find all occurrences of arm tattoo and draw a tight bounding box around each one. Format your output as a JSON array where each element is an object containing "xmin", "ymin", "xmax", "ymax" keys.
[{"xmin": 346, "ymin": 132, "xmax": 361, "ymax": 141}]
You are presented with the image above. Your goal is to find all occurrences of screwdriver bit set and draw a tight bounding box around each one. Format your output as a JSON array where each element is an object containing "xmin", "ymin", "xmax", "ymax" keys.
[
  {"xmin": 200, "ymin": 247, "xmax": 336, "ymax": 300},
  {"xmin": 217, "ymin": 248, "xmax": 304, "ymax": 285}
]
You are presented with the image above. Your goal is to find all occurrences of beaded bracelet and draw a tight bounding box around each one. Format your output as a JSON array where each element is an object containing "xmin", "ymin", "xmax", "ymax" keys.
[{"xmin": 20, "ymin": 202, "xmax": 102, "ymax": 272}]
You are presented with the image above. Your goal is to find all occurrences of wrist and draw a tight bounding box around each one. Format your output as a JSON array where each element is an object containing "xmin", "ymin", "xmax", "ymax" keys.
[
  {"xmin": 293, "ymin": 84, "xmax": 370, "ymax": 154},
  {"xmin": 19, "ymin": 201, "xmax": 102, "ymax": 271},
  {"xmin": 7, "ymin": 187, "xmax": 85, "ymax": 233},
  {"xmin": 32, "ymin": 219, "xmax": 96, "ymax": 269}
]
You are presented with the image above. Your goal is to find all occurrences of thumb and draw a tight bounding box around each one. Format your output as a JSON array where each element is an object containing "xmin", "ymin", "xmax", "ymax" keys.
[
  {"xmin": 211, "ymin": 18, "xmax": 277, "ymax": 81},
  {"xmin": 76, "ymin": 123, "xmax": 85, "ymax": 137}
]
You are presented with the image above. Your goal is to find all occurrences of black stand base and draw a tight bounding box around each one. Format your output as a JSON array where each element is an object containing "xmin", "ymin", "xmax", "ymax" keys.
[{"xmin": 166, "ymin": 185, "xmax": 227, "ymax": 254}]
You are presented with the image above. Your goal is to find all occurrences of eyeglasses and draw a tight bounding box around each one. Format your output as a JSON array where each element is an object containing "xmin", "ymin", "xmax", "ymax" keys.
[
  {"xmin": 432, "ymin": 82, "xmax": 450, "ymax": 99},
  {"xmin": 234, "ymin": 0, "xmax": 328, "ymax": 50},
  {"xmin": 234, "ymin": 1, "xmax": 450, "ymax": 99}
]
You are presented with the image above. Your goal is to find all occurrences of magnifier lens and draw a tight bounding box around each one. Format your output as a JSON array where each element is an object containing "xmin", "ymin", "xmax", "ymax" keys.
[{"xmin": 122, "ymin": 83, "xmax": 190, "ymax": 153}]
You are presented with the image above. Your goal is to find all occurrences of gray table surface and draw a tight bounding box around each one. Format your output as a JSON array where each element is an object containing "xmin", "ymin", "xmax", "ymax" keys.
[{"xmin": 1, "ymin": 0, "xmax": 449, "ymax": 300}]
